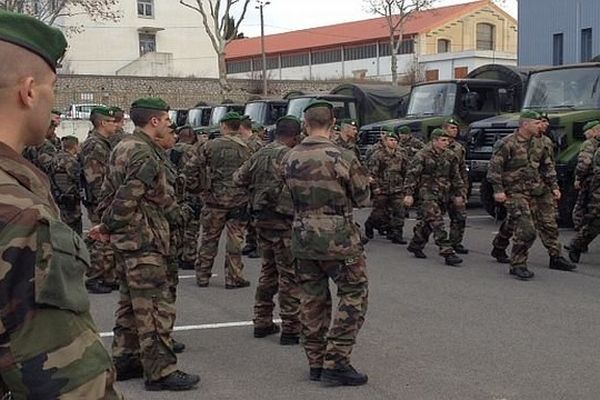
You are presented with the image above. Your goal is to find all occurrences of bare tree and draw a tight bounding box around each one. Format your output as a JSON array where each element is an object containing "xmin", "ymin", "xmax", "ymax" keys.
[
  {"xmin": 180, "ymin": 0, "xmax": 251, "ymax": 95},
  {"xmin": 364, "ymin": 0, "xmax": 437, "ymax": 85}
]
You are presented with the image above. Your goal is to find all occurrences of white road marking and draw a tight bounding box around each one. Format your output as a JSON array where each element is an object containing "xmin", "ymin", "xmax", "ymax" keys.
[
  {"xmin": 178, "ymin": 273, "xmax": 217, "ymax": 279},
  {"xmin": 99, "ymin": 319, "xmax": 283, "ymax": 337}
]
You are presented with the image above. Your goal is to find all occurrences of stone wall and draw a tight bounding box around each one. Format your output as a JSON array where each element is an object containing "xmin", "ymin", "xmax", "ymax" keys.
[{"xmin": 56, "ymin": 74, "xmax": 343, "ymax": 111}]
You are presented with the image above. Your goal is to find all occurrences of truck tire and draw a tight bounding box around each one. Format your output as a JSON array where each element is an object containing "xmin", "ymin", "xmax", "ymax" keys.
[{"xmin": 480, "ymin": 176, "xmax": 507, "ymax": 220}]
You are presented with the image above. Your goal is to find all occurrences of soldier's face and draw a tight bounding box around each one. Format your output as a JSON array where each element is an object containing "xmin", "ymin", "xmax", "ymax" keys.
[
  {"xmin": 383, "ymin": 136, "xmax": 398, "ymax": 149},
  {"xmin": 342, "ymin": 125, "xmax": 358, "ymax": 141},
  {"xmin": 28, "ymin": 71, "xmax": 57, "ymax": 146},
  {"xmin": 433, "ymin": 136, "xmax": 450, "ymax": 150},
  {"xmin": 445, "ymin": 124, "xmax": 459, "ymax": 138},
  {"xmin": 525, "ymin": 119, "xmax": 541, "ymax": 135},
  {"xmin": 154, "ymin": 112, "xmax": 173, "ymax": 137},
  {"xmin": 102, "ymin": 118, "xmax": 118, "ymax": 135}
]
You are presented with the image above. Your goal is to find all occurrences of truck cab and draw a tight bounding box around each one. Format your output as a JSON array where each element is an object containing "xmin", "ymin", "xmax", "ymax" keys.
[
  {"xmin": 286, "ymin": 94, "xmax": 359, "ymax": 124},
  {"xmin": 244, "ymin": 99, "xmax": 288, "ymax": 138}
]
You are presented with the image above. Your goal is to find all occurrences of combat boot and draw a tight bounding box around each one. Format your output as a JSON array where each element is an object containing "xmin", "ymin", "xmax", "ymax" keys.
[
  {"xmin": 178, "ymin": 260, "xmax": 195, "ymax": 270},
  {"xmin": 364, "ymin": 221, "xmax": 374, "ymax": 240},
  {"xmin": 145, "ymin": 370, "xmax": 200, "ymax": 391},
  {"xmin": 509, "ymin": 266, "xmax": 534, "ymax": 280},
  {"xmin": 549, "ymin": 256, "xmax": 577, "ymax": 271},
  {"xmin": 309, "ymin": 368, "xmax": 323, "ymax": 381},
  {"xmin": 86, "ymin": 280, "xmax": 112, "ymax": 294},
  {"xmin": 225, "ymin": 279, "xmax": 251, "ymax": 289},
  {"xmin": 247, "ymin": 249, "xmax": 260, "ymax": 259},
  {"xmin": 444, "ymin": 253, "xmax": 463, "ymax": 266},
  {"xmin": 242, "ymin": 244, "xmax": 257, "ymax": 256},
  {"xmin": 491, "ymin": 247, "xmax": 510, "ymax": 264},
  {"xmin": 280, "ymin": 333, "xmax": 299, "ymax": 345},
  {"xmin": 172, "ymin": 340, "xmax": 186, "ymax": 354},
  {"xmin": 254, "ymin": 323, "xmax": 280, "ymax": 338},
  {"xmin": 568, "ymin": 249, "xmax": 581, "ymax": 263},
  {"xmin": 114, "ymin": 357, "xmax": 143, "ymax": 381},
  {"xmin": 390, "ymin": 233, "xmax": 407, "ymax": 245},
  {"xmin": 453, "ymin": 244, "xmax": 469, "ymax": 254},
  {"xmin": 407, "ymin": 245, "xmax": 427, "ymax": 259},
  {"xmin": 321, "ymin": 365, "xmax": 368, "ymax": 387}
]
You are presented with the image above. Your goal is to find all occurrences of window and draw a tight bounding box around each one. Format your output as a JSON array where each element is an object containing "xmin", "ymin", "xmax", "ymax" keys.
[
  {"xmin": 281, "ymin": 53, "xmax": 309, "ymax": 68},
  {"xmin": 438, "ymin": 39, "xmax": 451, "ymax": 53},
  {"xmin": 137, "ymin": 0, "xmax": 154, "ymax": 18},
  {"xmin": 343, "ymin": 44, "xmax": 377, "ymax": 61},
  {"xmin": 581, "ymin": 28, "xmax": 593, "ymax": 62},
  {"xmin": 425, "ymin": 69, "xmax": 439, "ymax": 82},
  {"xmin": 379, "ymin": 39, "xmax": 414, "ymax": 56},
  {"xmin": 312, "ymin": 48, "xmax": 342, "ymax": 65},
  {"xmin": 226, "ymin": 60, "xmax": 252, "ymax": 74},
  {"xmin": 553, "ymin": 33, "xmax": 564, "ymax": 66},
  {"xmin": 476, "ymin": 23, "xmax": 495, "ymax": 50},
  {"xmin": 454, "ymin": 67, "xmax": 468, "ymax": 78},
  {"xmin": 139, "ymin": 33, "xmax": 156, "ymax": 56}
]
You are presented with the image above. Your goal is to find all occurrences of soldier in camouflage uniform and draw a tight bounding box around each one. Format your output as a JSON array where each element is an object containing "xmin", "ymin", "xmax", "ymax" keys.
[
  {"xmin": 23, "ymin": 110, "xmax": 61, "ymax": 175},
  {"xmin": 571, "ymin": 120, "xmax": 600, "ymax": 233},
  {"xmin": 50, "ymin": 135, "xmax": 83, "ymax": 234},
  {"xmin": 396, "ymin": 125, "xmax": 424, "ymax": 158},
  {"xmin": 81, "ymin": 106, "xmax": 119, "ymax": 294},
  {"xmin": 365, "ymin": 127, "xmax": 409, "ymax": 244},
  {"xmin": 0, "ymin": 11, "xmax": 122, "ymax": 398},
  {"xmin": 443, "ymin": 118, "xmax": 470, "ymax": 254},
  {"xmin": 239, "ymin": 115, "xmax": 262, "ymax": 258},
  {"xmin": 184, "ymin": 112, "xmax": 252, "ymax": 289},
  {"xmin": 93, "ymin": 98, "xmax": 199, "ymax": 391},
  {"xmin": 234, "ymin": 115, "xmax": 302, "ymax": 345},
  {"xmin": 283, "ymin": 100, "xmax": 370, "ymax": 387},
  {"xmin": 109, "ymin": 106, "xmax": 128, "ymax": 147},
  {"xmin": 487, "ymin": 111, "xmax": 575, "ymax": 281},
  {"xmin": 334, "ymin": 119, "xmax": 362, "ymax": 162},
  {"xmin": 404, "ymin": 129, "xmax": 465, "ymax": 266},
  {"xmin": 364, "ymin": 128, "xmax": 388, "ymax": 237}
]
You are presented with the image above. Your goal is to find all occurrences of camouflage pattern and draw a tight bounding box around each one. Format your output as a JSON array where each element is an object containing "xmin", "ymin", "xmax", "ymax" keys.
[
  {"xmin": 446, "ymin": 140, "xmax": 468, "ymax": 247},
  {"xmin": 365, "ymin": 146, "xmax": 408, "ymax": 239},
  {"xmin": 109, "ymin": 128, "xmax": 128, "ymax": 148},
  {"xmin": 334, "ymin": 135, "xmax": 362, "ymax": 163},
  {"xmin": 0, "ymin": 142, "xmax": 121, "ymax": 399},
  {"xmin": 397, "ymin": 134, "xmax": 425, "ymax": 158},
  {"xmin": 573, "ymin": 137, "xmax": 600, "ymax": 230},
  {"xmin": 404, "ymin": 143, "xmax": 464, "ymax": 256},
  {"xmin": 233, "ymin": 140, "xmax": 301, "ymax": 334},
  {"xmin": 243, "ymin": 134, "xmax": 266, "ymax": 252},
  {"xmin": 100, "ymin": 129, "xmax": 178, "ymax": 381},
  {"xmin": 23, "ymin": 138, "xmax": 59, "ymax": 175},
  {"xmin": 49, "ymin": 150, "xmax": 83, "ymax": 234},
  {"xmin": 569, "ymin": 147, "xmax": 600, "ymax": 251},
  {"xmin": 81, "ymin": 130, "xmax": 116, "ymax": 286},
  {"xmin": 282, "ymin": 135, "xmax": 370, "ymax": 370},
  {"xmin": 184, "ymin": 134, "xmax": 252, "ymax": 286}
]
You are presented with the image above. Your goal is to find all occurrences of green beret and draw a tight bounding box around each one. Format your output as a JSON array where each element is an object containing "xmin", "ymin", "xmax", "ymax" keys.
[
  {"xmin": 193, "ymin": 127, "xmax": 208, "ymax": 135},
  {"xmin": 110, "ymin": 106, "xmax": 124, "ymax": 114},
  {"xmin": 276, "ymin": 115, "xmax": 301, "ymax": 126},
  {"xmin": 131, "ymin": 97, "xmax": 170, "ymax": 111},
  {"xmin": 381, "ymin": 125, "xmax": 395, "ymax": 134},
  {"xmin": 0, "ymin": 10, "xmax": 67, "ymax": 71},
  {"xmin": 396, "ymin": 126, "xmax": 411, "ymax": 135},
  {"xmin": 220, "ymin": 111, "xmax": 242, "ymax": 123},
  {"xmin": 536, "ymin": 111, "xmax": 549, "ymax": 120},
  {"xmin": 90, "ymin": 106, "xmax": 115, "ymax": 119},
  {"xmin": 520, "ymin": 110, "xmax": 541, "ymax": 120},
  {"xmin": 340, "ymin": 118, "xmax": 358, "ymax": 127},
  {"xmin": 444, "ymin": 117, "xmax": 460, "ymax": 127},
  {"xmin": 176, "ymin": 124, "xmax": 192, "ymax": 133},
  {"xmin": 251, "ymin": 122, "xmax": 265, "ymax": 132},
  {"xmin": 383, "ymin": 131, "xmax": 399, "ymax": 140},
  {"xmin": 431, "ymin": 128, "xmax": 450, "ymax": 139},
  {"xmin": 332, "ymin": 124, "xmax": 341, "ymax": 132},
  {"xmin": 303, "ymin": 99, "xmax": 333, "ymax": 113},
  {"xmin": 583, "ymin": 120, "xmax": 600, "ymax": 132}
]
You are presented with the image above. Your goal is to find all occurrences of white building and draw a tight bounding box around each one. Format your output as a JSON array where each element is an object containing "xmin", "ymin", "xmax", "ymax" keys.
[{"xmin": 57, "ymin": 0, "xmax": 218, "ymax": 77}]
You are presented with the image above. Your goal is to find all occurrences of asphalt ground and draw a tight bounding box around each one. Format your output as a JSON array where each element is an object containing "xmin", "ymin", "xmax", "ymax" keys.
[{"xmin": 88, "ymin": 208, "xmax": 600, "ymax": 400}]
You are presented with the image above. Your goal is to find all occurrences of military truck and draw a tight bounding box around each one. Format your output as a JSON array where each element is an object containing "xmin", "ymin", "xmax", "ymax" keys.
[
  {"xmin": 357, "ymin": 64, "xmax": 531, "ymax": 155},
  {"xmin": 470, "ymin": 63, "xmax": 600, "ymax": 226},
  {"xmin": 186, "ymin": 105, "xmax": 212, "ymax": 129},
  {"xmin": 243, "ymin": 99, "xmax": 288, "ymax": 138},
  {"xmin": 286, "ymin": 93, "xmax": 360, "ymax": 124}
]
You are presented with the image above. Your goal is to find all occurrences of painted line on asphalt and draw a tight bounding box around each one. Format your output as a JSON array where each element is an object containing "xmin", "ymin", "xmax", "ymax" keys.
[
  {"xmin": 99, "ymin": 319, "xmax": 283, "ymax": 338},
  {"xmin": 179, "ymin": 273, "xmax": 217, "ymax": 279}
]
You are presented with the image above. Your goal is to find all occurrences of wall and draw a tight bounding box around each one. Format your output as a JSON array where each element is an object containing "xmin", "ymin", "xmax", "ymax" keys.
[{"xmin": 419, "ymin": 50, "xmax": 517, "ymax": 80}]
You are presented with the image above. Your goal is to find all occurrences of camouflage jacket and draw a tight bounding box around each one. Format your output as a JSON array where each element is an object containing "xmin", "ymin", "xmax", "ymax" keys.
[
  {"xmin": 184, "ymin": 134, "xmax": 251, "ymax": 209},
  {"xmin": 447, "ymin": 140, "xmax": 469, "ymax": 197},
  {"xmin": 23, "ymin": 138, "xmax": 58, "ymax": 175},
  {"xmin": 403, "ymin": 142, "xmax": 464, "ymax": 201},
  {"xmin": 575, "ymin": 136, "xmax": 600, "ymax": 186},
  {"xmin": 365, "ymin": 141, "xmax": 383, "ymax": 166},
  {"xmin": 81, "ymin": 130, "xmax": 112, "ymax": 213},
  {"xmin": 168, "ymin": 142, "xmax": 196, "ymax": 172},
  {"xmin": 100, "ymin": 129, "xmax": 175, "ymax": 255},
  {"xmin": 233, "ymin": 140, "xmax": 294, "ymax": 230},
  {"xmin": 369, "ymin": 146, "xmax": 409, "ymax": 195},
  {"xmin": 246, "ymin": 134, "xmax": 265, "ymax": 154},
  {"xmin": 334, "ymin": 135, "xmax": 362, "ymax": 163},
  {"xmin": 283, "ymin": 135, "xmax": 370, "ymax": 260},
  {"xmin": 586, "ymin": 147, "xmax": 600, "ymax": 215},
  {"xmin": 50, "ymin": 150, "xmax": 82, "ymax": 210},
  {"xmin": 109, "ymin": 128, "xmax": 128, "ymax": 148},
  {"xmin": 487, "ymin": 132, "xmax": 558, "ymax": 197},
  {"xmin": 0, "ymin": 142, "xmax": 112, "ymax": 397},
  {"xmin": 398, "ymin": 134, "xmax": 425, "ymax": 159}
]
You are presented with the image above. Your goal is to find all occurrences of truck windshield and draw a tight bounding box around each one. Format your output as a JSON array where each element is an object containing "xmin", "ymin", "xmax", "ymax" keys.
[
  {"xmin": 187, "ymin": 108, "xmax": 210, "ymax": 128},
  {"xmin": 523, "ymin": 67, "xmax": 600, "ymax": 110},
  {"xmin": 244, "ymin": 102, "xmax": 267, "ymax": 124},
  {"xmin": 407, "ymin": 83, "xmax": 457, "ymax": 117},
  {"xmin": 209, "ymin": 105, "xmax": 244, "ymax": 126},
  {"xmin": 287, "ymin": 98, "xmax": 357, "ymax": 121}
]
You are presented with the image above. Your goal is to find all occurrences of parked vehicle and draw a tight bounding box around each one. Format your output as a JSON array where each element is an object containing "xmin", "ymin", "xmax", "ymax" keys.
[
  {"xmin": 244, "ymin": 99, "xmax": 288, "ymax": 138},
  {"xmin": 169, "ymin": 109, "xmax": 190, "ymax": 127},
  {"xmin": 64, "ymin": 103, "xmax": 105, "ymax": 120},
  {"xmin": 186, "ymin": 106, "xmax": 212, "ymax": 129}
]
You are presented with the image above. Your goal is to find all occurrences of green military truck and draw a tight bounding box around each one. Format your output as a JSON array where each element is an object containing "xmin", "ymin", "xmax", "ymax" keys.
[
  {"xmin": 357, "ymin": 64, "xmax": 532, "ymax": 155},
  {"xmin": 470, "ymin": 63, "xmax": 600, "ymax": 226},
  {"xmin": 243, "ymin": 99, "xmax": 288, "ymax": 139}
]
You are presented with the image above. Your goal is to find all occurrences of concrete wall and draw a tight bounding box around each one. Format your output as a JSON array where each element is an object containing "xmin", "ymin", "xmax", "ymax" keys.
[{"xmin": 419, "ymin": 50, "xmax": 517, "ymax": 80}]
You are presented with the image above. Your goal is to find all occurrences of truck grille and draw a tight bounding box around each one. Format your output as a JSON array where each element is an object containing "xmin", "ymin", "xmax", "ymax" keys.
[{"xmin": 481, "ymin": 128, "xmax": 514, "ymax": 146}]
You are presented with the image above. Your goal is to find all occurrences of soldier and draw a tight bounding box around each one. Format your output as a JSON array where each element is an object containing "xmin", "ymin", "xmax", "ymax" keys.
[
  {"xmin": 239, "ymin": 115, "xmax": 261, "ymax": 258},
  {"xmin": 184, "ymin": 112, "xmax": 252, "ymax": 289},
  {"xmin": 363, "ymin": 127, "xmax": 390, "ymax": 238},
  {"xmin": 91, "ymin": 97, "xmax": 199, "ymax": 391},
  {"xmin": 404, "ymin": 129, "xmax": 465, "ymax": 266},
  {"xmin": 233, "ymin": 115, "xmax": 302, "ymax": 345},
  {"xmin": 334, "ymin": 118, "xmax": 362, "ymax": 161},
  {"xmin": 487, "ymin": 111, "xmax": 575, "ymax": 281},
  {"xmin": 109, "ymin": 106, "xmax": 128, "ymax": 147},
  {"xmin": 283, "ymin": 100, "xmax": 370, "ymax": 386},
  {"xmin": 364, "ymin": 127, "xmax": 409, "ymax": 244},
  {"xmin": 443, "ymin": 118, "xmax": 470, "ymax": 254},
  {"xmin": 50, "ymin": 135, "xmax": 83, "ymax": 234},
  {"xmin": 0, "ymin": 11, "xmax": 121, "ymax": 398},
  {"xmin": 571, "ymin": 120, "xmax": 600, "ymax": 233},
  {"xmin": 396, "ymin": 125, "xmax": 424, "ymax": 158},
  {"xmin": 23, "ymin": 109, "xmax": 61, "ymax": 174},
  {"xmin": 81, "ymin": 106, "xmax": 118, "ymax": 294}
]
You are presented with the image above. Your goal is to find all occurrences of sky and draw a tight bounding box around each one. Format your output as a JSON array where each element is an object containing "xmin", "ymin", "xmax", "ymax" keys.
[{"xmin": 238, "ymin": 0, "xmax": 518, "ymax": 38}]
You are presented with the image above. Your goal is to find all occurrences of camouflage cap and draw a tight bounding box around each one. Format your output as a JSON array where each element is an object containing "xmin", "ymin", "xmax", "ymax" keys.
[
  {"xmin": 131, "ymin": 97, "xmax": 170, "ymax": 111},
  {"xmin": 220, "ymin": 111, "xmax": 242, "ymax": 123},
  {"xmin": 0, "ymin": 10, "xmax": 67, "ymax": 72},
  {"xmin": 303, "ymin": 99, "xmax": 333, "ymax": 113},
  {"xmin": 396, "ymin": 125, "xmax": 411, "ymax": 135},
  {"xmin": 520, "ymin": 110, "xmax": 541, "ymax": 120},
  {"xmin": 583, "ymin": 120, "xmax": 600, "ymax": 132},
  {"xmin": 90, "ymin": 106, "xmax": 115, "ymax": 119},
  {"xmin": 430, "ymin": 128, "xmax": 451, "ymax": 139},
  {"xmin": 444, "ymin": 117, "xmax": 460, "ymax": 127}
]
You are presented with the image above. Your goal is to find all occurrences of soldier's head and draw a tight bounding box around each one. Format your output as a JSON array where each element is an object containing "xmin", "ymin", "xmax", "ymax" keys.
[
  {"xmin": 396, "ymin": 125, "xmax": 411, "ymax": 137},
  {"xmin": 430, "ymin": 128, "xmax": 451, "ymax": 151},
  {"xmin": 252, "ymin": 122, "xmax": 267, "ymax": 140},
  {"xmin": 177, "ymin": 125, "xmax": 196, "ymax": 144},
  {"xmin": 50, "ymin": 110, "xmax": 61, "ymax": 128},
  {"xmin": 303, "ymin": 100, "xmax": 335, "ymax": 136},
  {"xmin": 130, "ymin": 97, "xmax": 172, "ymax": 140},
  {"xmin": 583, "ymin": 120, "xmax": 600, "ymax": 139},
  {"xmin": 239, "ymin": 115, "xmax": 253, "ymax": 139},
  {"xmin": 195, "ymin": 128, "xmax": 209, "ymax": 146},
  {"xmin": 339, "ymin": 119, "xmax": 359, "ymax": 143},
  {"xmin": 381, "ymin": 126, "xmax": 398, "ymax": 150},
  {"xmin": 0, "ymin": 11, "xmax": 67, "ymax": 150},
  {"xmin": 61, "ymin": 135, "xmax": 79, "ymax": 154},
  {"xmin": 219, "ymin": 112, "xmax": 241, "ymax": 136},
  {"xmin": 110, "ymin": 106, "xmax": 125, "ymax": 130},
  {"xmin": 518, "ymin": 110, "xmax": 542, "ymax": 137},
  {"xmin": 537, "ymin": 111, "xmax": 550, "ymax": 136},
  {"xmin": 443, "ymin": 118, "xmax": 460, "ymax": 139},
  {"xmin": 90, "ymin": 106, "xmax": 118, "ymax": 136},
  {"xmin": 275, "ymin": 115, "xmax": 302, "ymax": 148},
  {"xmin": 156, "ymin": 122, "xmax": 177, "ymax": 150}
]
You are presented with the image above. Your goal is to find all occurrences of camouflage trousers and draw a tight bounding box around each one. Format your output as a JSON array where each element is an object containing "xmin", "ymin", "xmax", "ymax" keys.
[
  {"xmin": 254, "ymin": 226, "xmax": 301, "ymax": 335},
  {"xmin": 295, "ymin": 255, "xmax": 369, "ymax": 370},
  {"xmin": 112, "ymin": 252, "xmax": 177, "ymax": 381},
  {"xmin": 501, "ymin": 193, "xmax": 561, "ymax": 266},
  {"xmin": 180, "ymin": 215, "xmax": 201, "ymax": 264},
  {"xmin": 572, "ymin": 186, "xmax": 590, "ymax": 231},
  {"xmin": 86, "ymin": 211, "xmax": 116, "ymax": 285},
  {"xmin": 245, "ymin": 217, "xmax": 258, "ymax": 249},
  {"xmin": 167, "ymin": 233, "xmax": 180, "ymax": 333},
  {"xmin": 569, "ymin": 213, "xmax": 600, "ymax": 251},
  {"xmin": 59, "ymin": 203, "xmax": 82, "ymax": 235},
  {"xmin": 366, "ymin": 193, "xmax": 405, "ymax": 238},
  {"xmin": 195, "ymin": 205, "xmax": 247, "ymax": 286},
  {"xmin": 409, "ymin": 199, "xmax": 454, "ymax": 256},
  {"xmin": 447, "ymin": 198, "xmax": 467, "ymax": 247}
]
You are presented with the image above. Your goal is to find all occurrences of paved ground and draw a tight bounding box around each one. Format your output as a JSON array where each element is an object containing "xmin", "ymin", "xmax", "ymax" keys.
[{"xmin": 89, "ymin": 208, "xmax": 600, "ymax": 400}]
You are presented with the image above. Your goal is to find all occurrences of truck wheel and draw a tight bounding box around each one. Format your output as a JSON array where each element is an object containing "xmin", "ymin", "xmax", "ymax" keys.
[{"xmin": 480, "ymin": 177, "xmax": 506, "ymax": 220}]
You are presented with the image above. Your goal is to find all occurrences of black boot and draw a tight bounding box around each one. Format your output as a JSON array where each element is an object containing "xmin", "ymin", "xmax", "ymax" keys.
[
  {"xmin": 364, "ymin": 222, "xmax": 374, "ymax": 240},
  {"xmin": 172, "ymin": 340, "xmax": 186, "ymax": 354},
  {"xmin": 242, "ymin": 243, "xmax": 257, "ymax": 256},
  {"xmin": 321, "ymin": 365, "xmax": 368, "ymax": 387},
  {"xmin": 309, "ymin": 367, "xmax": 323, "ymax": 381},
  {"xmin": 178, "ymin": 260, "xmax": 195, "ymax": 270},
  {"xmin": 491, "ymin": 247, "xmax": 510, "ymax": 264},
  {"xmin": 509, "ymin": 266, "xmax": 535, "ymax": 280},
  {"xmin": 549, "ymin": 256, "xmax": 577, "ymax": 271},
  {"xmin": 390, "ymin": 234, "xmax": 407, "ymax": 245},
  {"xmin": 280, "ymin": 333, "xmax": 300, "ymax": 345},
  {"xmin": 569, "ymin": 249, "xmax": 581, "ymax": 263},
  {"xmin": 453, "ymin": 244, "xmax": 469, "ymax": 254},
  {"xmin": 444, "ymin": 253, "xmax": 463, "ymax": 266},
  {"xmin": 114, "ymin": 357, "xmax": 144, "ymax": 381},
  {"xmin": 407, "ymin": 245, "xmax": 427, "ymax": 259},
  {"xmin": 225, "ymin": 280, "xmax": 251, "ymax": 289},
  {"xmin": 86, "ymin": 280, "xmax": 112, "ymax": 294},
  {"xmin": 247, "ymin": 249, "xmax": 260, "ymax": 258},
  {"xmin": 254, "ymin": 323, "xmax": 280, "ymax": 338},
  {"xmin": 145, "ymin": 370, "xmax": 200, "ymax": 391}
]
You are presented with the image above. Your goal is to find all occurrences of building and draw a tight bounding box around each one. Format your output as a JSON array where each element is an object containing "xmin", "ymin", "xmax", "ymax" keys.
[
  {"xmin": 225, "ymin": 0, "xmax": 517, "ymax": 82},
  {"xmin": 57, "ymin": 0, "xmax": 218, "ymax": 77},
  {"xmin": 518, "ymin": 0, "xmax": 600, "ymax": 66}
]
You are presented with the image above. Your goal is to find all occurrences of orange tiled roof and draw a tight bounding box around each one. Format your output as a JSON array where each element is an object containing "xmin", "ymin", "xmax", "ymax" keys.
[{"xmin": 226, "ymin": 0, "xmax": 489, "ymax": 60}]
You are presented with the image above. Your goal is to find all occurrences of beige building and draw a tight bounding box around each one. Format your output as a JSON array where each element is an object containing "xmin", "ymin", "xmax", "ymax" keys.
[{"xmin": 57, "ymin": 0, "xmax": 218, "ymax": 77}]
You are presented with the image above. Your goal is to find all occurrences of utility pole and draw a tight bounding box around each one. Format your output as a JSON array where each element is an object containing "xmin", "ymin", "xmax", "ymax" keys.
[{"xmin": 256, "ymin": 1, "xmax": 270, "ymax": 96}]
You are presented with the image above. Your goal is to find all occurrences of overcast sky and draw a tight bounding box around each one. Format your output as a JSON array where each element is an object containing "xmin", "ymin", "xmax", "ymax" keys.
[{"xmin": 238, "ymin": 0, "xmax": 518, "ymax": 38}]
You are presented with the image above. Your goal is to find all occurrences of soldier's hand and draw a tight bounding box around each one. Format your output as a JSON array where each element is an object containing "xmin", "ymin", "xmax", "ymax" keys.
[
  {"xmin": 403, "ymin": 195, "xmax": 414, "ymax": 207},
  {"xmin": 553, "ymin": 189, "xmax": 561, "ymax": 200},
  {"xmin": 368, "ymin": 176, "xmax": 375, "ymax": 184},
  {"xmin": 574, "ymin": 180, "xmax": 581, "ymax": 190},
  {"xmin": 89, "ymin": 224, "xmax": 110, "ymax": 243},
  {"xmin": 494, "ymin": 192, "xmax": 507, "ymax": 203},
  {"xmin": 454, "ymin": 196, "xmax": 465, "ymax": 207}
]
